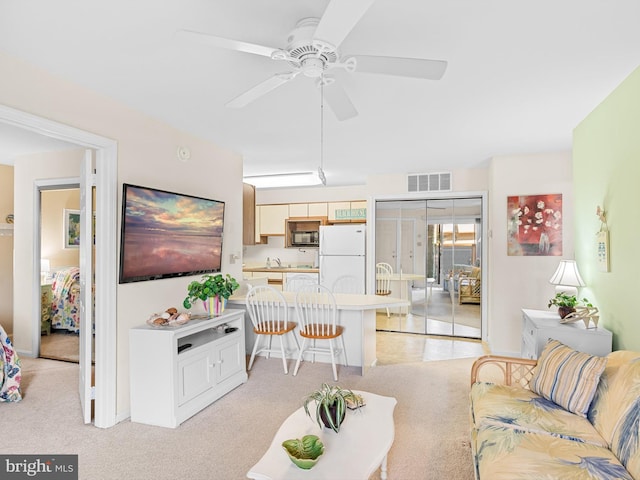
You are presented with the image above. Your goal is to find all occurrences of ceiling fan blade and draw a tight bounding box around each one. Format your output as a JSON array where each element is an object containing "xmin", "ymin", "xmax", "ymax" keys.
[
  {"xmin": 176, "ymin": 29, "xmax": 279, "ymax": 58},
  {"xmin": 323, "ymin": 82, "xmax": 358, "ymax": 121},
  {"xmin": 313, "ymin": 0, "xmax": 376, "ymax": 51},
  {"xmin": 226, "ymin": 72, "xmax": 299, "ymax": 108},
  {"xmin": 352, "ymin": 55, "xmax": 448, "ymax": 80}
]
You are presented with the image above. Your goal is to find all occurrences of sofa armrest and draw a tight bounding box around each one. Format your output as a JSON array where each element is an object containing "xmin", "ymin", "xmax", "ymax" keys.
[{"xmin": 471, "ymin": 355, "xmax": 538, "ymax": 388}]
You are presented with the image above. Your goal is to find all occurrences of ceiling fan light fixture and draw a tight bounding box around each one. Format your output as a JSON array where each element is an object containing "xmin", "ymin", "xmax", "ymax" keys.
[
  {"xmin": 302, "ymin": 58, "xmax": 325, "ymax": 77},
  {"xmin": 243, "ymin": 171, "xmax": 325, "ymax": 189}
]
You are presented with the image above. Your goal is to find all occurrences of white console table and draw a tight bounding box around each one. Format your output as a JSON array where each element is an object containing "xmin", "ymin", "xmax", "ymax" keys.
[
  {"xmin": 521, "ymin": 309, "xmax": 612, "ymax": 360},
  {"xmin": 129, "ymin": 309, "xmax": 248, "ymax": 428}
]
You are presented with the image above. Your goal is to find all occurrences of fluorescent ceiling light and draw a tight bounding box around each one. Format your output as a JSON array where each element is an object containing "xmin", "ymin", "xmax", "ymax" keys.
[{"xmin": 244, "ymin": 168, "xmax": 326, "ymax": 189}]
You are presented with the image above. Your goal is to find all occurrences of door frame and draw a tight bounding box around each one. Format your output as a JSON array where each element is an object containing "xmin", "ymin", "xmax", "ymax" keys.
[
  {"xmin": 368, "ymin": 191, "xmax": 488, "ymax": 342},
  {"xmin": 0, "ymin": 104, "xmax": 118, "ymax": 428}
]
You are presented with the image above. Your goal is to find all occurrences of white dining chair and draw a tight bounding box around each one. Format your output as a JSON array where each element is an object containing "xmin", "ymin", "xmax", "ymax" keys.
[
  {"xmin": 293, "ymin": 284, "xmax": 347, "ymax": 381},
  {"xmin": 331, "ymin": 275, "xmax": 360, "ymax": 294},
  {"xmin": 376, "ymin": 262, "xmax": 393, "ymax": 317},
  {"xmin": 246, "ymin": 285, "xmax": 300, "ymax": 374},
  {"xmin": 284, "ymin": 275, "xmax": 317, "ymax": 292}
]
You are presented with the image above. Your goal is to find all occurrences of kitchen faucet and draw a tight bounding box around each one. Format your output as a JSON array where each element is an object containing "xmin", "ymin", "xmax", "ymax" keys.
[{"xmin": 274, "ymin": 257, "xmax": 282, "ymax": 267}]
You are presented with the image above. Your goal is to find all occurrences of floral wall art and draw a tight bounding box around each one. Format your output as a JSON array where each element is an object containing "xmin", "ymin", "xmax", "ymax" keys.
[{"xmin": 507, "ymin": 194, "xmax": 563, "ymax": 256}]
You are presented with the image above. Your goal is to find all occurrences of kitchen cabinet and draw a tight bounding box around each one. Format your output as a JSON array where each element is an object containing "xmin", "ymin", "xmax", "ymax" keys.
[
  {"xmin": 129, "ymin": 310, "xmax": 248, "ymax": 428},
  {"xmin": 288, "ymin": 202, "xmax": 329, "ymax": 219},
  {"xmin": 263, "ymin": 272, "xmax": 284, "ymax": 290},
  {"xmin": 288, "ymin": 203, "xmax": 308, "ymax": 218},
  {"xmin": 258, "ymin": 204, "xmax": 289, "ymax": 236},
  {"xmin": 243, "ymin": 183, "xmax": 262, "ymax": 245},
  {"xmin": 521, "ymin": 309, "xmax": 612, "ymax": 360},
  {"xmin": 255, "ymin": 206, "xmax": 261, "ymax": 243},
  {"xmin": 308, "ymin": 203, "xmax": 328, "ymax": 217}
]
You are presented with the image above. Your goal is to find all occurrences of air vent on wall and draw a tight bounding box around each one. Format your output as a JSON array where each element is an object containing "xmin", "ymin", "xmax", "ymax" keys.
[{"xmin": 407, "ymin": 172, "xmax": 452, "ymax": 192}]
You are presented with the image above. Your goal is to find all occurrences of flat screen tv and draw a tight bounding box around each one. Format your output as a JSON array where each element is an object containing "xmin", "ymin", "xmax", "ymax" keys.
[{"xmin": 119, "ymin": 183, "xmax": 225, "ymax": 284}]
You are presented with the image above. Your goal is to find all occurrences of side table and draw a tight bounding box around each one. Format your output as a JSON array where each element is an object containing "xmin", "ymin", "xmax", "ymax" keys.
[
  {"xmin": 40, "ymin": 283, "xmax": 52, "ymax": 335},
  {"xmin": 521, "ymin": 308, "xmax": 612, "ymax": 359}
]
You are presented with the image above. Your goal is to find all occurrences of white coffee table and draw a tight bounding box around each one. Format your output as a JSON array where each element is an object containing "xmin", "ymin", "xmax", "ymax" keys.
[{"xmin": 247, "ymin": 390, "xmax": 397, "ymax": 480}]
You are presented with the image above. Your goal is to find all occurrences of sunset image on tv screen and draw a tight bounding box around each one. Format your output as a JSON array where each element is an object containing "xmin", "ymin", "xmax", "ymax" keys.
[{"xmin": 120, "ymin": 185, "xmax": 224, "ymax": 282}]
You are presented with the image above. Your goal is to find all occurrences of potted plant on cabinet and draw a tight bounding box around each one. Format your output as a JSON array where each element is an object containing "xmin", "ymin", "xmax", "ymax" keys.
[
  {"xmin": 183, "ymin": 273, "xmax": 239, "ymax": 315},
  {"xmin": 303, "ymin": 383, "xmax": 364, "ymax": 433},
  {"xmin": 548, "ymin": 292, "xmax": 592, "ymax": 319}
]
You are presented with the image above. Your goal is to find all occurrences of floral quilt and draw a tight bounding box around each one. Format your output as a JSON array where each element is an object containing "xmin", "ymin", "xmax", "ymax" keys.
[
  {"xmin": 0, "ymin": 323, "xmax": 21, "ymax": 402},
  {"xmin": 50, "ymin": 267, "xmax": 81, "ymax": 332}
]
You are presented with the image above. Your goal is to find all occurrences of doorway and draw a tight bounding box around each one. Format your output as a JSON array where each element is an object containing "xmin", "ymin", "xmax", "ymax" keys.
[
  {"xmin": 374, "ymin": 195, "xmax": 485, "ymax": 341},
  {"xmin": 0, "ymin": 104, "xmax": 118, "ymax": 428},
  {"xmin": 39, "ymin": 187, "xmax": 89, "ymax": 364}
]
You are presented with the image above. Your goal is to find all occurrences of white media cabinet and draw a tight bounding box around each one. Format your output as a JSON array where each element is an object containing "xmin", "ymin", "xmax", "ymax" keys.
[{"xmin": 129, "ymin": 309, "xmax": 248, "ymax": 428}]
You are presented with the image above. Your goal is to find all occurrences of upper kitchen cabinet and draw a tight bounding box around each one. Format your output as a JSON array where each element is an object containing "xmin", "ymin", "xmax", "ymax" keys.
[
  {"xmin": 288, "ymin": 203, "xmax": 308, "ymax": 218},
  {"xmin": 243, "ymin": 183, "xmax": 260, "ymax": 245},
  {"xmin": 288, "ymin": 202, "xmax": 329, "ymax": 219},
  {"xmin": 328, "ymin": 201, "xmax": 367, "ymax": 223},
  {"xmin": 258, "ymin": 204, "xmax": 289, "ymax": 236},
  {"xmin": 308, "ymin": 203, "xmax": 328, "ymax": 217}
]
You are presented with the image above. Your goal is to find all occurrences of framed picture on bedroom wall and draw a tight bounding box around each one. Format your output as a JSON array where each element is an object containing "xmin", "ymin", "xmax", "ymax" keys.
[
  {"xmin": 507, "ymin": 193, "xmax": 563, "ymax": 256},
  {"xmin": 63, "ymin": 209, "xmax": 80, "ymax": 249}
]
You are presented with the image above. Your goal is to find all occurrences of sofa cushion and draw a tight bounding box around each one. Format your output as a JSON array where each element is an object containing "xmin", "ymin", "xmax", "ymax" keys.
[
  {"xmin": 471, "ymin": 382, "xmax": 607, "ymax": 447},
  {"xmin": 588, "ymin": 350, "xmax": 640, "ymax": 479},
  {"xmin": 473, "ymin": 425, "xmax": 633, "ymax": 480},
  {"xmin": 530, "ymin": 339, "xmax": 607, "ymax": 418}
]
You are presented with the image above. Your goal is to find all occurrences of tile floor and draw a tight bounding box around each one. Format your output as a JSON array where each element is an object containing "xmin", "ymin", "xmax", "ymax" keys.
[{"xmin": 375, "ymin": 314, "xmax": 488, "ymax": 365}]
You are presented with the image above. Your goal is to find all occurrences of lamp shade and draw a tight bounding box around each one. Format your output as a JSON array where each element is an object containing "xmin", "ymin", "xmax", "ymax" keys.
[
  {"xmin": 41, "ymin": 259, "xmax": 51, "ymax": 273},
  {"xmin": 549, "ymin": 260, "xmax": 585, "ymax": 287}
]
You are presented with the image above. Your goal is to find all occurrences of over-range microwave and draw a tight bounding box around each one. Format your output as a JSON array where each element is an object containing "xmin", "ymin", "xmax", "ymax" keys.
[{"xmin": 290, "ymin": 230, "xmax": 320, "ymax": 247}]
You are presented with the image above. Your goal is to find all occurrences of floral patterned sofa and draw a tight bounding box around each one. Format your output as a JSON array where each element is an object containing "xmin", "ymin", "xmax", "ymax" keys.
[{"xmin": 470, "ymin": 340, "xmax": 640, "ymax": 480}]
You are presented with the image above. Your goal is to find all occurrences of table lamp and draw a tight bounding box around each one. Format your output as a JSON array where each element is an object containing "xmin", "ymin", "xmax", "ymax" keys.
[
  {"xmin": 549, "ymin": 260, "xmax": 585, "ymax": 297},
  {"xmin": 41, "ymin": 258, "xmax": 51, "ymax": 283}
]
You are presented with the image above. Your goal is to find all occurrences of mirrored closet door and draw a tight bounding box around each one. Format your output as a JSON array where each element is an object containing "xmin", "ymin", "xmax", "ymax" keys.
[{"xmin": 375, "ymin": 196, "xmax": 483, "ymax": 339}]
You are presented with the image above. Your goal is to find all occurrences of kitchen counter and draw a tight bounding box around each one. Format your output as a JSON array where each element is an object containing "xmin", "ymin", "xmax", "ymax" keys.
[
  {"xmin": 243, "ymin": 266, "xmax": 319, "ymax": 273},
  {"xmin": 229, "ymin": 292, "xmax": 408, "ymax": 375}
]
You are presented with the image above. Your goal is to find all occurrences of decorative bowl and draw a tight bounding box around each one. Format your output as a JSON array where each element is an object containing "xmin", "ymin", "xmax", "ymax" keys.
[{"xmin": 282, "ymin": 435, "xmax": 324, "ymax": 470}]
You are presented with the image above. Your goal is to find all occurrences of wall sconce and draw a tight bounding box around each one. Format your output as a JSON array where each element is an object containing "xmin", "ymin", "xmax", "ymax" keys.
[{"xmin": 549, "ymin": 260, "xmax": 585, "ymax": 297}]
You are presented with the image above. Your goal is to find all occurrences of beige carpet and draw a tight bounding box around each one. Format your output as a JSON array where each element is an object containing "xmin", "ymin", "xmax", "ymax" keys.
[{"xmin": 6, "ymin": 356, "xmax": 477, "ymax": 480}]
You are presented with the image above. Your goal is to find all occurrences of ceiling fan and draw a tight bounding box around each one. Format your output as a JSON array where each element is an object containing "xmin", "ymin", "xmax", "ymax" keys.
[{"xmin": 176, "ymin": 0, "xmax": 447, "ymax": 121}]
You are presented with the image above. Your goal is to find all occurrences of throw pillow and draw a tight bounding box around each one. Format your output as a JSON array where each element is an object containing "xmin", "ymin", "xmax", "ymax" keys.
[{"xmin": 530, "ymin": 339, "xmax": 607, "ymax": 417}]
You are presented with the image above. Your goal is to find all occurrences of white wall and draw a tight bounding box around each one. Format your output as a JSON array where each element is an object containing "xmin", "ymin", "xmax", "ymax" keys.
[
  {"xmin": 487, "ymin": 152, "xmax": 574, "ymax": 355},
  {"xmin": 13, "ymin": 150, "xmax": 82, "ymax": 350},
  {"xmin": 251, "ymin": 154, "xmax": 573, "ymax": 355},
  {"xmin": 0, "ymin": 165, "xmax": 13, "ymax": 335},
  {"xmin": 2, "ymin": 51, "xmax": 244, "ymax": 418}
]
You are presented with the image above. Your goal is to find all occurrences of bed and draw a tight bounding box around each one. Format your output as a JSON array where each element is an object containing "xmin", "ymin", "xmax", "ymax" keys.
[
  {"xmin": 49, "ymin": 267, "xmax": 81, "ymax": 333},
  {"xmin": 0, "ymin": 322, "xmax": 21, "ymax": 402}
]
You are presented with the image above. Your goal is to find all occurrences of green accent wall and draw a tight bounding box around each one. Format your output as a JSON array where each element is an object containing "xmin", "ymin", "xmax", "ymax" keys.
[{"xmin": 573, "ymin": 65, "xmax": 640, "ymax": 351}]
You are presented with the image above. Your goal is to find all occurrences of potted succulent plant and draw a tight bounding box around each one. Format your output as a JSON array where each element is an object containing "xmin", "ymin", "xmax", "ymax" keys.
[
  {"xmin": 303, "ymin": 383, "xmax": 364, "ymax": 433},
  {"xmin": 183, "ymin": 273, "xmax": 239, "ymax": 315},
  {"xmin": 548, "ymin": 292, "xmax": 592, "ymax": 319}
]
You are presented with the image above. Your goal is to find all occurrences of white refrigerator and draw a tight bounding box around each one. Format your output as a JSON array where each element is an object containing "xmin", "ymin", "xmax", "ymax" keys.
[{"xmin": 319, "ymin": 224, "xmax": 366, "ymax": 294}]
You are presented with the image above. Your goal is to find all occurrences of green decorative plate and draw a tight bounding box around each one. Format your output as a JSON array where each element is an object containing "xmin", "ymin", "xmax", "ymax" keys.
[{"xmin": 282, "ymin": 435, "xmax": 325, "ymax": 469}]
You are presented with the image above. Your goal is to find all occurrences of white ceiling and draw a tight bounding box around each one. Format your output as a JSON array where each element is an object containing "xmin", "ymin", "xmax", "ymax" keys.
[
  {"xmin": 1, "ymin": 0, "xmax": 639, "ymax": 186},
  {"xmin": 0, "ymin": 123, "xmax": 80, "ymax": 165}
]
